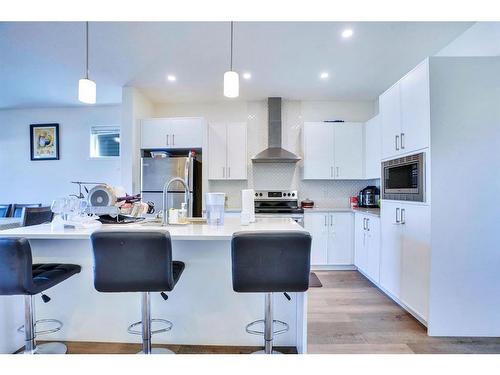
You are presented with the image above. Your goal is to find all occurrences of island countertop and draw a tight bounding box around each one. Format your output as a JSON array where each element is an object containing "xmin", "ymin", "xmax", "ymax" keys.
[{"xmin": 0, "ymin": 217, "xmax": 306, "ymax": 241}]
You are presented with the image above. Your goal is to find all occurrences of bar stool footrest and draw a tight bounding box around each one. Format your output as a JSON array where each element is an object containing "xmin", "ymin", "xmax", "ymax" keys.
[
  {"xmin": 245, "ymin": 319, "xmax": 289, "ymax": 336},
  {"xmin": 17, "ymin": 319, "xmax": 63, "ymax": 336},
  {"xmin": 127, "ymin": 319, "xmax": 173, "ymax": 336}
]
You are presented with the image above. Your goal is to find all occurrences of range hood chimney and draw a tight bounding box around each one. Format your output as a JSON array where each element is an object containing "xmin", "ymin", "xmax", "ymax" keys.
[{"xmin": 252, "ymin": 97, "xmax": 301, "ymax": 163}]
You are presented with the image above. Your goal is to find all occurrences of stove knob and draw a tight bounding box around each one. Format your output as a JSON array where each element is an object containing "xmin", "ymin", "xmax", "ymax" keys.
[
  {"xmin": 259, "ymin": 193, "xmax": 263, "ymax": 197},
  {"xmin": 292, "ymin": 193, "xmax": 295, "ymax": 197},
  {"xmin": 288, "ymin": 193, "xmax": 291, "ymax": 197},
  {"xmin": 255, "ymin": 193, "xmax": 258, "ymax": 197}
]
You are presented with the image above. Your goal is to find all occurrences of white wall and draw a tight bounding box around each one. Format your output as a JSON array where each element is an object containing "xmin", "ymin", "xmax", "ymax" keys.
[
  {"xmin": 437, "ymin": 22, "xmax": 500, "ymax": 57},
  {"xmin": 153, "ymin": 99, "xmax": 377, "ymax": 209},
  {"xmin": 428, "ymin": 57, "xmax": 500, "ymax": 336},
  {"xmin": 0, "ymin": 105, "xmax": 121, "ymax": 205},
  {"xmin": 121, "ymin": 87, "xmax": 154, "ymax": 194}
]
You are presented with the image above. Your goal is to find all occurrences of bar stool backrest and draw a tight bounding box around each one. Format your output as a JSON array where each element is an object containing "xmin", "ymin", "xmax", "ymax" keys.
[
  {"xmin": 0, "ymin": 238, "xmax": 33, "ymax": 295},
  {"xmin": 21, "ymin": 206, "xmax": 53, "ymax": 227},
  {"xmin": 231, "ymin": 231, "xmax": 312, "ymax": 293},
  {"xmin": 90, "ymin": 231, "xmax": 175, "ymax": 293}
]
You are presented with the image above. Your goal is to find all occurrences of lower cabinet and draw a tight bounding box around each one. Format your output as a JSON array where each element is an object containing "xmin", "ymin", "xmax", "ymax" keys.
[
  {"xmin": 304, "ymin": 211, "xmax": 353, "ymax": 266},
  {"xmin": 380, "ymin": 201, "xmax": 430, "ymax": 321},
  {"xmin": 354, "ymin": 213, "xmax": 381, "ymax": 283}
]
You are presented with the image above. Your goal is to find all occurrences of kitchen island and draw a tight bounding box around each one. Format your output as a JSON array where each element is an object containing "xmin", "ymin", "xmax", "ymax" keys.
[{"xmin": 0, "ymin": 217, "xmax": 309, "ymax": 354}]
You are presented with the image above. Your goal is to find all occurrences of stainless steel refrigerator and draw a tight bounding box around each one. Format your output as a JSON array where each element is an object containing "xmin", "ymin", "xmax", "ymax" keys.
[{"xmin": 141, "ymin": 152, "xmax": 202, "ymax": 217}]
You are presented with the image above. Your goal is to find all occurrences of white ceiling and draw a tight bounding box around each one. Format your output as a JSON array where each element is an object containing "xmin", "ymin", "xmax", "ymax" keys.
[{"xmin": 0, "ymin": 21, "xmax": 473, "ymax": 108}]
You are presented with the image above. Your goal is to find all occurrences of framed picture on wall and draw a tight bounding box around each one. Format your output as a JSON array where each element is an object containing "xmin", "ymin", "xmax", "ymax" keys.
[{"xmin": 30, "ymin": 123, "xmax": 60, "ymax": 161}]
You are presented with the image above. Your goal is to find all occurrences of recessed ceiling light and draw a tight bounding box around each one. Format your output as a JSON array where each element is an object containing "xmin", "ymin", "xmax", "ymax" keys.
[
  {"xmin": 167, "ymin": 75, "xmax": 176, "ymax": 82},
  {"xmin": 341, "ymin": 29, "xmax": 353, "ymax": 38},
  {"xmin": 243, "ymin": 72, "xmax": 252, "ymax": 80},
  {"xmin": 320, "ymin": 72, "xmax": 329, "ymax": 79}
]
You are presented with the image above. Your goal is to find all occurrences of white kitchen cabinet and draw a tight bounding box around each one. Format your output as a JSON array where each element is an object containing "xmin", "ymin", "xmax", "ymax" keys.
[
  {"xmin": 303, "ymin": 122, "xmax": 335, "ymax": 180},
  {"xmin": 400, "ymin": 203, "xmax": 430, "ymax": 320},
  {"xmin": 303, "ymin": 122, "xmax": 363, "ymax": 180},
  {"xmin": 333, "ymin": 123, "xmax": 364, "ymax": 179},
  {"xmin": 380, "ymin": 201, "xmax": 430, "ymax": 321},
  {"xmin": 380, "ymin": 201, "xmax": 403, "ymax": 298},
  {"xmin": 304, "ymin": 211, "xmax": 353, "ymax": 266},
  {"xmin": 380, "ymin": 83, "xmax": 402, "ymax": 160},
  {"xmin": 354, "ymin": 212, "xmax": 381, "ymax": 283},
  {"xmin": 400, "ymin": 61, "xmax": 430, "ymax": 154},
  {"xmin": 379, "ymin": 60, "xmax": 430, "ymax": 160},
  {"xmin": 304, "ymin": 212, "xmax": 329, "ymax": 265},
  {"xmin": 141, "ymin": 117, "xmax": 204, "ymax": 149},
  {"xmin": 354, "ymin": 213, "xmax": 367, "ymax": 272},
  {"xmin": 208, "ymin": 122, "xmax": 247, "ymax": 180},
  {"xmin": 364, "ymin": 115, "xmax": 381, "ymax": 179}
]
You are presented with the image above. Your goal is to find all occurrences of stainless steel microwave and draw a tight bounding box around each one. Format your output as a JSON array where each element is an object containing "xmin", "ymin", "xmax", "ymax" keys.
[{"xmin": 381, "ymin": 152, "xmax": 425, "ymax": 202}]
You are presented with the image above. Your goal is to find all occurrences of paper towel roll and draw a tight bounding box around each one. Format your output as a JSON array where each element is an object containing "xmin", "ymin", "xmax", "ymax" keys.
[{"xmin": 241, "ymin": 189, "xmax": 256, "ymax": 223}]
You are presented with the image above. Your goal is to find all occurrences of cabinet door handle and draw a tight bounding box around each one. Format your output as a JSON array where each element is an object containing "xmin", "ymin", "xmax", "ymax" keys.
[
  {"xmin": 395, "ymin": 207, "xmax": 400, "ymax": 223},
  {"xmin": 366, "ymin": 218, "xmax": 370, "ymax": 231},
  {"xmin": 228, "ymin": 167, "xmax": 230, "ymax": 178},
  {"xmin": 401, "ymin": 208, "xmax": 406, "ymax": 224},
  {"xmin": 324, "ymin": 215, "xmax": 327, "ymax": 227},
  {"xmin": 395, "ymin": 135, "xmax": 400, "ymax": 151},
  {"xmin": 363, "ymin": 217, "xmax": 367, "ymax": 230},
  {"xmin": 330, "ymin": 166, "xmax": 333, "ymax": 178},
  {"xmin": 172, "ymin": 134, "xmax": 175, "ymax": 146},
  {"xmin": 336, "ymin": 167, "xmax": 340, "ymax": 177},
  {"xmin": 166, "ymin": 134, "xmax": 169, "ymax": 146},
  {"xmin": 222, "ymin": 167, "xmax": 225, "ymax": 178},
  {"xmin": 400, "ymin": 133, "xmax": 405, "ymax": 149},
  {"xmin": 330, "ymin": 215, "xmax": 333, "ymax": 226}
]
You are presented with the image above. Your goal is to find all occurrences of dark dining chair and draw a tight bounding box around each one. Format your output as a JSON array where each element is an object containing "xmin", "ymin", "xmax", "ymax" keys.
[
  {"xmin": 11, "ymin": 203, "xmax": 42, "ymax": 218},
  {"xmin": 21, "ymin": 207, "xmax": 53, "ymax": 227},
  {"xmin": 0, "ymin": 204, "xmax": 11, "ymax": 218}
]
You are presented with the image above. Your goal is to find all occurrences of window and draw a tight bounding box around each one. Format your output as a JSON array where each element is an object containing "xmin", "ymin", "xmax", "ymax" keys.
[{"xmin": 90, "ymin": 126, "xmax": 120, "ymax": 158}]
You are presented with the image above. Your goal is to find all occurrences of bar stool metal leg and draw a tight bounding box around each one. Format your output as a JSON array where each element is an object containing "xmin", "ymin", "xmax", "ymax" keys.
[
  {"xmin": 264, "ymin": 293, "xmax": 273, "ymax": 354},
  {"xmin": 137, "ymin": 292, "xmax": 174, "ymax": 355},
  {"xmin": 20, "ymin": 295, "xmax": 67, "ymax": 354}
]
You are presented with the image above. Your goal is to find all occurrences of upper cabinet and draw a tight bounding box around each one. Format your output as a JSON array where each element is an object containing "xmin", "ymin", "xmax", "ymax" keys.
[
  {"xmin": 303, "ymin": 122, "xmax": 363, "ymax": 180},
  {"xmin": 208, "ymin": 122, "xmax": 247, "ymax": 180},
  {"xmin": 141, "ymin": 117, "xmax": 205, "ymax": 149},
  {"xmin": 364, "ymin": 115, "xmax": 381, "ymax": 179},
  {"xmin": 380, "ymin": 60, "xmax": 430, "ymax": 160}
]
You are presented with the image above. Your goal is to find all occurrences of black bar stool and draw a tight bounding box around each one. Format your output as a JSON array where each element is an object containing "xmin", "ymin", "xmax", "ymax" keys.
[
  {"xmin": 231, "ymin": 231, "xmax": 311, "ymax": 354},
  {"xmin": 90, "ymin": 231, "xmax": 184, "ymax": 354},
  {"xmin": 0, "ymin": 238, "xmax": 81, "ymax": 354}
]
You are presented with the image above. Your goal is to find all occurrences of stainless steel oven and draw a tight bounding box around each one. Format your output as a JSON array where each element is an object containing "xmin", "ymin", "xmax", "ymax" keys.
[
  {"xmin": 253, "ymin": 190, "xmax": 304, "ymax": 227},
  {"xmin": 382, "ymin": 152, "xmax": 425, "ymax": 202}
]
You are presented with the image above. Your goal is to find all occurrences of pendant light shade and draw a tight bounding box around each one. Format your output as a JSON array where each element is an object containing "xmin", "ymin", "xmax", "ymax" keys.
[
  {"xmin": 78, "ymin": 22, "xmax": 96, "ymax": 104},
  {"xmin": 78, "ymin": 78, "xmax": 96, "ymax": 104},
  {"xmin": 223, "ymin": 71, "xmax": 239, "ymax": 98},
  {"xmin": 223, "ymin": 21, "xmax": 239, "ymax": 98}
]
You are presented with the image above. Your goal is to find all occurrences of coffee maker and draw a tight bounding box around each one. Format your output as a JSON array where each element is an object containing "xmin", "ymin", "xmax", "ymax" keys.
[{"xmin": 358, "ymin": 186, "xmax": 380, "ymax": 208}]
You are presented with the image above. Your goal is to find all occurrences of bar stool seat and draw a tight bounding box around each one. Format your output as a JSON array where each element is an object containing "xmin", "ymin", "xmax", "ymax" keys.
[
  {"xmin": 0, "ymin": 238, "xmax": 81, "ymax": 354},
  {"xmin": 30, "ymin": 264, "xmax": 81, "ymax": 294},
  {"xmin": 91, "ymin": 230, "xmax": 184, "ymax": 354},
  {"xmin": 231, "ymin": 231, "xmax": 311, "ymax": 354}
]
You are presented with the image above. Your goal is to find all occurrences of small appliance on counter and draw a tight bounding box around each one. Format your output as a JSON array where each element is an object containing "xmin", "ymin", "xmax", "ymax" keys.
[
  {"xmin": 300, "ymin": 198, "xmax": 315, "ymax": 209},
  {"xmin": 358, "ymin": 186, "xmax": 380, "ymax": 208}
]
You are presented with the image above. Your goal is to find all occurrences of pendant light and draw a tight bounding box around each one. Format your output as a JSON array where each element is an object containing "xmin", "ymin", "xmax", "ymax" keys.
[
  {"xmin": 78, "ymin": 22, "xmax": 96, "ymax": 104},
  {"xmin": 223, "ymin": 21, "xmax": 239, "ymax": 98}
]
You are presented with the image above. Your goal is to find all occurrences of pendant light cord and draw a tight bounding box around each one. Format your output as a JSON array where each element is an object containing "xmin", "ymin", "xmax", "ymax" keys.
[
  {"xmin": 230, "ymin": 21, "xmax": 233, "ymax": 71},
  {"xmin": 85, "ymin": 21, "xmax": 89, "ymax": 79}
]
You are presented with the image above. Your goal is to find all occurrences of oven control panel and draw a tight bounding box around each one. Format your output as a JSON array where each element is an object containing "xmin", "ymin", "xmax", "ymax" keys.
[{"xmin": 254, "ymin": 190, "xmax": 298, "ymax": 200}]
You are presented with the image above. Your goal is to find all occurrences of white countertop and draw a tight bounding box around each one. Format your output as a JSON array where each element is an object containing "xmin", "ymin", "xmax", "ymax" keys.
[
  {"xmin": 0, "ymin": 217, "xmax": 306, "ymax": 241},
  {"xmin": 303, "ymin": 206, "xmax": 380, "ymax": 217}
]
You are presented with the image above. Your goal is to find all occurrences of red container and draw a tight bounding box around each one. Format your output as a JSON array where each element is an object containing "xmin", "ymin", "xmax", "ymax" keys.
[{"xmin": 350, "ymin": 196, "xmax": 358, "ymax": 209}]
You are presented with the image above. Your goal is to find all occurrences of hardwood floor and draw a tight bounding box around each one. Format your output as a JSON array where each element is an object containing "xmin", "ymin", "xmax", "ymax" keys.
[
  {"xmin": 29, "ymin": 271, "xmax": 500, "ymax": 354},
  {"xmin": 307, "ymin": 271, "xmax": 500, "ymax": 354}
]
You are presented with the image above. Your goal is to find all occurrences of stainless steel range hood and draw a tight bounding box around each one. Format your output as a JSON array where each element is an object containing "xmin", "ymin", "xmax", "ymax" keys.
[{"xmin": 252, "ymin": 97, "xmax": 301, "ymax": 163}]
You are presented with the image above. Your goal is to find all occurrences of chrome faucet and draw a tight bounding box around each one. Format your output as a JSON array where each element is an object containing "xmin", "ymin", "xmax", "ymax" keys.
[{"xmin": 162, "ymin": 177, "xmax": 190, "ymax": 226}]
